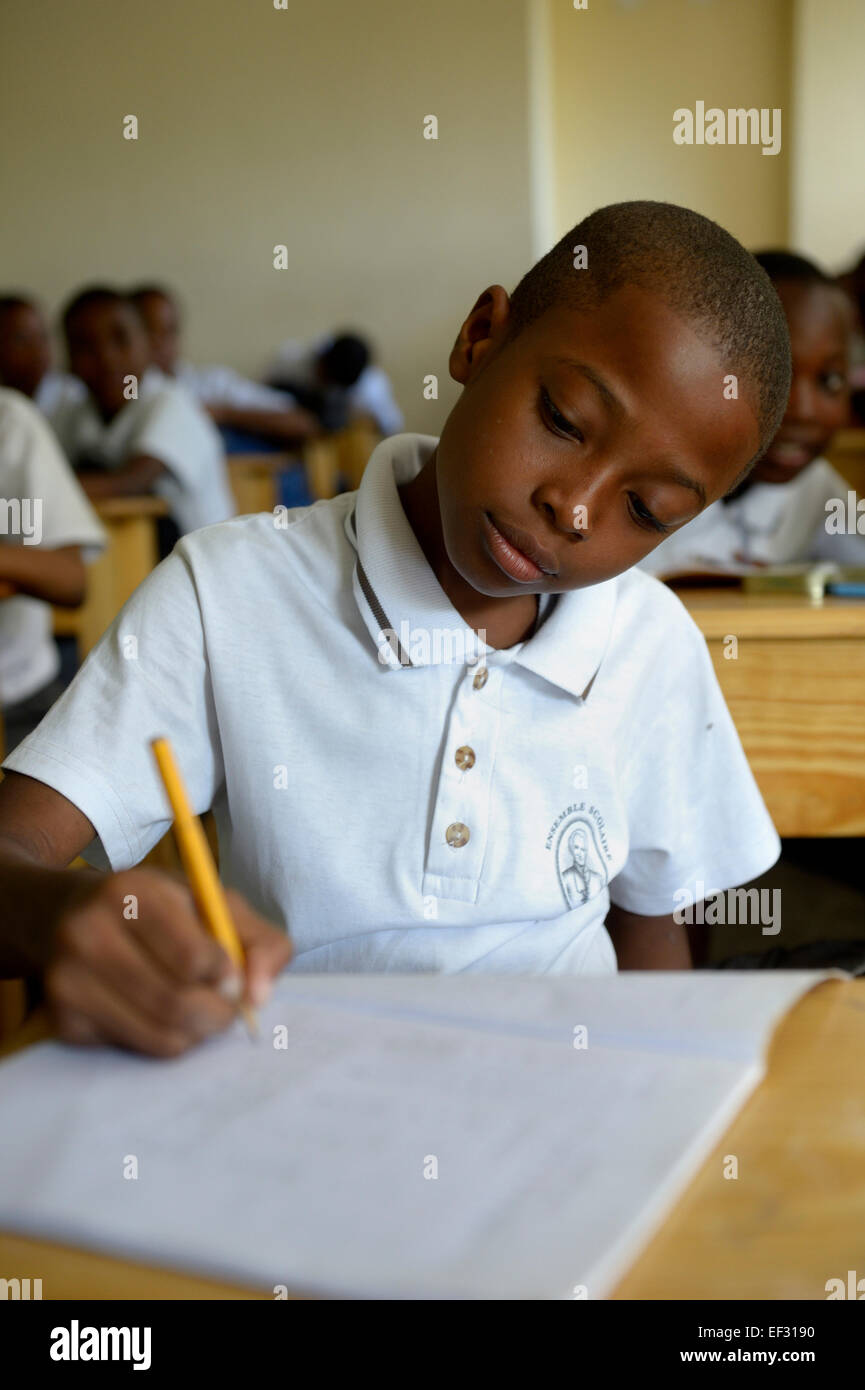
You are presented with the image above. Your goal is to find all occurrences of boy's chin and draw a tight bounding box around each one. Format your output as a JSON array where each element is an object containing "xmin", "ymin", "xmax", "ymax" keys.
[{"xmin": 89, "ymin": 389, "xmax": 127, "ymax": 417}]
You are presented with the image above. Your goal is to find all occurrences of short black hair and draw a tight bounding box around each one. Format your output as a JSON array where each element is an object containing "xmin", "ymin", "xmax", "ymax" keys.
[
  {"xmin": 506, "ymin": 201, "xmax": 792, "ymax": 464},
  {"xmin": 62, "ymin": 286, "xmax": 141, "ymax": 337},
  {"xmin": 752, "ymin": 249, "xmax": 836, "ymax": 288},
  {"xmin": 129, "ymin": 284, "xmax": 179, "ymax": 312},
  {"xmin": 0, "ymin": 294, "xmax": 37, "ymax": 322},
  {"xmin": 319, "ymin": 333, "xmax": 370, "ymax": 387}
]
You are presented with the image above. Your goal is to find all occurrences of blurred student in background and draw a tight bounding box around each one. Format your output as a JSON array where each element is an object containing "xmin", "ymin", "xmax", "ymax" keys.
[
  {"xmin": 268, "ymin": 331, "xmax": 404, "ymax": 436},
  {"xmin": 130, "ymin": 285, "xmax": 318, "ymax": 453},
  {"xmin": 837, "ymin": 249, "xmax": 865, "ymax": 424},
  {"xmin": 0, "ymin": 388, "xmax": 105, "ymax": 753},
  {"xmin": 642, "ymin": 251, "xmax": 865, "ymax": 576},
  {"xmin": 0, "ymin": 296, "xmax": 84, "ymax": 419},
  {"xmin": 51, "ymin": 287, "xmax": 234, "ymax": 546}
]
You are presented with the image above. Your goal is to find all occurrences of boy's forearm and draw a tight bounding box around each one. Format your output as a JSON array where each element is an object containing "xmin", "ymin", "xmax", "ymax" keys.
[
  {"xmin": 0, "ymin": 545, "xmax": 86, "ymax": 606},
  {"xmin": 605, "ymin": 904, "xmax": 693, "ymax": 969},
  {"xmin": 0, "ymin": 843, "xmax": 99, "ymax": 977},
  {"xmin": 207, "ymin": 404, "xmax": 318, "ymax": 440},
  {"xmin": 77, "ymin": 454, "xmax": 166, "ymax": 499}
]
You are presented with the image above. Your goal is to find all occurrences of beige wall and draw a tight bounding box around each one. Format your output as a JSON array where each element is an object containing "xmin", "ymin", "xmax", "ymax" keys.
[
  {"xmin": 1, "ymin": 0, "xmax": 534, "ymax": 433},
  {"xmin": 545, "ymin": 0, "xmax": 791, "ymax": 252},
  {"xmin": 5, "ymin": 0, "xmax": 836, "ymax": 441},
  {"xmin": 791, "ymin": 0, "xmax": 865, "ymax": 271}
]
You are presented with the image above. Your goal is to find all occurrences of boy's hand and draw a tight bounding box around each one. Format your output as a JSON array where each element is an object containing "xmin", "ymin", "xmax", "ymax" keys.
[{"xmin": 43, "ymin": 868, "xmax": 292, "ymax": 1057}]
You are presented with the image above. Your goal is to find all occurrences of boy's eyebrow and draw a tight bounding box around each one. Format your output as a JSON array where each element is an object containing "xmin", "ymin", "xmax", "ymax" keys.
[
  {"xmin": 555, "ymin": 357, "xmax": 708, "ymax": 505},
  {"xmin": 663, "ymin": 469, "xmax": 707, "ymax": 508},
  {"xmin": 555, "ymin": 357, "xmax": 624, "ymax": 415}
]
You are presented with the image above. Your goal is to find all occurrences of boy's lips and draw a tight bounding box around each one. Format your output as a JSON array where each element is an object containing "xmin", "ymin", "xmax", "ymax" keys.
[
  {"xmin": 765, "ymin": 439, "xmax": 817, "ymax": 469},
  {"xmin": 764, "ymin": 429, "xmax": 826, "ymax": 471},
  {"xmin": 482, "ymin": 511, "xmax": 559, "ymax": 583}
]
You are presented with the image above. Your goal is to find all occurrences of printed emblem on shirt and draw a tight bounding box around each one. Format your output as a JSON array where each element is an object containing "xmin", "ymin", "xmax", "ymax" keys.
[{"xmin": 546, "ymin": 803, "xmax": 613, "ymax": 909}]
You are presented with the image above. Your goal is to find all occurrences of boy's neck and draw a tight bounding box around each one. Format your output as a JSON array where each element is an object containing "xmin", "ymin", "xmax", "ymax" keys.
[{"xmin": 397, "ymin": 449, "xmax": 540, "ymax": 650}]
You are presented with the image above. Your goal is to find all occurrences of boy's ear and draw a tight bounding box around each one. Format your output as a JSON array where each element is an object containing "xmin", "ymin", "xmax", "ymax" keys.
[{"xmin": 449, "ymin": 285, "xmax": 512, "ymax": 384}]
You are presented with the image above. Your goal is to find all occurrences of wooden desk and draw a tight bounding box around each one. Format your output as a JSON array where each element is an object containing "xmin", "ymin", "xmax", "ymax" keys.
[
  {"xmin": 0, "ymin": 979, "xmax": 861, "ymax": 1299},
  {"xmin": 303, "ymin": 422, "xmax": 381, "ymax": 500},
  {"xmin": 682, "ymin": 589, "xmax": 865, "ymax": 836},
  {"xmin": 227, "ymin": 455, "xmax": 292, "ymax": 516},
  {"xmin": 613, "ymin": 977, "xmax": 865, "ymax": 1299},
  {"xmin": 53, "ymin": 496, "xmax": 167, "ymax": 658}
]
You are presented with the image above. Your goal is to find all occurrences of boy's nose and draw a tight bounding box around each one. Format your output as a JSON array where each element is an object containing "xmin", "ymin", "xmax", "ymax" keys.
[
  {"xmin": 786, "ymin": 375, "xmax": 820, "ymax": 421},
  {"xmin": 538, "ymin": 469, "xmax": 607, "ymax": 536},
  {"xmin": 538, "ymin": 493, "xmax": 589, "ymax": 541},
  {"xmin": 96, "ymin": 348, "xmax": 122, "ymax": 373}
]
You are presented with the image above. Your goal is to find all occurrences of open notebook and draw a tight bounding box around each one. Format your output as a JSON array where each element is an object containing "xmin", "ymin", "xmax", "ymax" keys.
[{"xmin": 0, "ymin": 972, "xmax": 838, "ymax": 1299}]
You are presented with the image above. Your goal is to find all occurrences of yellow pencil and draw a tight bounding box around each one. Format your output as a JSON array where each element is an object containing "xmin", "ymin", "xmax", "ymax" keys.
[{"xmin": 150, "ymin": 737, "xmax": 258, "ymax": 1041}]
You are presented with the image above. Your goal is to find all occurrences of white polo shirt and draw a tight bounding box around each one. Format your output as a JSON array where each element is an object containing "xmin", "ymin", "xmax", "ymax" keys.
[
  {"xmin": 51, "ymin": 368, "xmax": 235, "ymax": 536},
  {"xmin": 3, "ymin": 433, "xmax": 780, "ymax": 973},
  {"xmin": 32, "ymin": 371, "xmax": 86, "ymax": 420},
  {"xmin": 0, "ymin": 388, "xmax": 105, "ymax": 707},
  {"xmin": 642, "ymin": 458, "xmax": 865, "ymax": 576},
  {"xmin": 173, "ymin": 362, "xmax": 297, "ymax": 412}
]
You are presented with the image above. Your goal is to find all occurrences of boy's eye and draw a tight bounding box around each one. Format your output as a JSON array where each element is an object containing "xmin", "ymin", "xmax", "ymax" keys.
[
  {"xmin": 540, "ymin": 387, "xmax": 585, "ymax": 442},
  {"xmin": 627, "ymin": 492, "xmax": 671, "ymax": 534},
  {"xmin": 821, "ymin": 371, "xmax": 847, "ymax": 394}
]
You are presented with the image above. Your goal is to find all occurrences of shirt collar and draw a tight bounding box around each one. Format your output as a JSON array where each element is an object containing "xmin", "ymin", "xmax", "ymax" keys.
[{"xmin": 345, "ymin": 432, "xmax": 618, "ymax": 700}]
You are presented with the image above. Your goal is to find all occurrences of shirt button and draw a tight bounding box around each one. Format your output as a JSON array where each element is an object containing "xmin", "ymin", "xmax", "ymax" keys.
[
  {"xmin": 455, "ymin": 746, "xmax": 476, "ymax": 771},
  {"xmin": 472, "ymin": 667, "xmax": 488, "ymax": 689},
  {"xmin": 445, "ymin": 822, "xmax": 470, "ymax": 848}
]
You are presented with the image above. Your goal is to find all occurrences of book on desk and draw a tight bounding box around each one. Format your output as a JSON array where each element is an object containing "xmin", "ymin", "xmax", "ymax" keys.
[{"xmin": 663, "ymin": 563, "xmax": 865, "ymax": 599}]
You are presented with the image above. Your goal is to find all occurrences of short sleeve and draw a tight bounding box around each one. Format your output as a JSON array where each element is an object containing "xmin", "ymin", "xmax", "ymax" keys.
[
  {"xmin": 0, "ymin": 392, "xmax": 106, "ymax": 559},
  {"xmin": 130, "ymin": 390, "xmax": 217, "ymax": 493},
  {"xmin": 609, "ymin": 605, "xmax": 780, "ymax": 916},
  {"xmin": 1, "ymin": 542, "xmax": 222, "ymax": 870}
]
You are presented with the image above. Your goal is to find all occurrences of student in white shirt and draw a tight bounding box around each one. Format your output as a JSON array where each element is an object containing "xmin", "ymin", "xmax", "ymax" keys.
[
  {"xmin": 129, "ymin": 286, "xmax": 318, "ymax": 450},
  {"xmin": 51, "ymin": 287, "xmax": 235, "ymax": 536},
  {"xmin": 268, "ymin": 332, "xmax": 404, "ymax": 436},
  {"xmin": 0, "ymin": 201, "xmax": 793, "ymax": 1057},
  {"xmin": 0, "ymin": 388, "xmax": 105, "ymax": 751},
  {"xmin": 642, "ymin": 251, "xmax": 865, "ymax": 576},
  {"xmin": 0, "ymin": 296, "xmax": 85, "ymax": 420}
]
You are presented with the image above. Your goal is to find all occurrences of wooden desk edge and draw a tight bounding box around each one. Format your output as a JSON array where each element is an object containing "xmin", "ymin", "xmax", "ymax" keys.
[
  {"xmin": 680, "ymin": 590, "xmax": 865, "ymax": 640},
  {"xmin": 94, "ymin": 496, "xmax": 170, "ymax": 520}
]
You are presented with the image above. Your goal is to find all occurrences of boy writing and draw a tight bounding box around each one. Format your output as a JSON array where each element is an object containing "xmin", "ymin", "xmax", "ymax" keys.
[{"xmin": 0, "ymin": 202, "xmax": 791, "ymax": 1057}]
